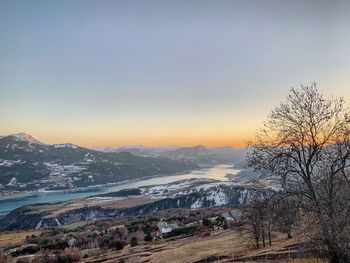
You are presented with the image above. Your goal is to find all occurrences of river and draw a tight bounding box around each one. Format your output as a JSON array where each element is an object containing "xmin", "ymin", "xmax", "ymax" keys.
[{"xmin": 0, "ymin": 164, "xmax": 240, "ymax": 216}]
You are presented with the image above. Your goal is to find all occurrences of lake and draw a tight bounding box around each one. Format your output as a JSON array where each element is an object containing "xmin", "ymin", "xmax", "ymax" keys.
[{"xmin": 0, "ymin": 164, "xmax": 240, "ymax": 216}]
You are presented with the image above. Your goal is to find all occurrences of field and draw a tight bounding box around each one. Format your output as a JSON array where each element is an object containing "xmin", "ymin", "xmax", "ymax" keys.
[
  {"xmin": 83, "ymin": 229, "xmax": 320, "ymax": 263},
  {"xmin": 0, "ymin": 224, "xmax": 326, "ymax": 263},
  {"xmin": 0, "ymin": 230, "xmax": 41, "ymax": 249}
]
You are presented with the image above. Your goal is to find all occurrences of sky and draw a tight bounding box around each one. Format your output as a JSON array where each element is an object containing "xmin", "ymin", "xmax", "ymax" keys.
[{"xmin": 1, "ymin": 0, "xmax": 350, "ymax": 148}]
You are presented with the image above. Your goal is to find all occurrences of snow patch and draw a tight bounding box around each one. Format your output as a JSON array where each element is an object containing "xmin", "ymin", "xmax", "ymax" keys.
[
  {"xmin": 36, "ymin": 220, "xmax": 43, "ymax": 229},
  {"xmin": 0, "ymin": 160, "xmax": 24, "ymax": 167},
  {"xmin": 7, "ymin": 177, "xmax": 18, "ymax": 186},
  {"xmin": 55, "ymin": 218, "xmax": 61, "ymax": 226},
  {"xmin": 10, "ymin": 133, "xmax": 45, "ymax": 145},
  {"xmin": 44, "ymin": 162, "xmax": 87, "ymax": 176},
  {"xmin": 53, "ymin": 143, "xmax": 78, "ymax": 149}
]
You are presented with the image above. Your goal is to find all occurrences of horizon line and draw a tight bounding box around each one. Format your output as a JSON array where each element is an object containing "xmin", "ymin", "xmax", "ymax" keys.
[{"xmin": 1, "ymin": 132, "xmax": 248, "ymax": 149}]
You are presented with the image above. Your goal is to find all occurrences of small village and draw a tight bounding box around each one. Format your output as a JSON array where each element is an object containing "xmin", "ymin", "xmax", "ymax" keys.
[{"xmin": 0, "ymin": 207, "xmax": 239, "ymax": 262}]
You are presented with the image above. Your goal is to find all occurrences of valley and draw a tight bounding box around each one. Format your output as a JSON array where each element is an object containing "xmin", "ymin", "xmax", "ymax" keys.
[
  {"xmin": 0, "ymin": 174, "xmax": 267, "ymax": 232},
  {"xmin": 0, "ymin": 133, "xmax": 282, "ymax": 262},
  {"xmin": 0, "ymin": 133, "xmax": 200, "ymax": 193},
  {"xmin": 0, "ymin": 133, "xmax": 249, "ymax": 216}
]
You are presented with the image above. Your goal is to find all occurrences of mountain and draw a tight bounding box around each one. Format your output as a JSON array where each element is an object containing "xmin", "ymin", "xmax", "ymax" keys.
[
  {"xmin": 0, "ymin": 133, "xmax": 198, "ymax": 191},
  {"xmin": 96, "ymin": 145, "xmax": 248, "ymax": 165},
  {"xmin": 0, "ymin": 184, "xmax": 258, "ymax": 231},
  {"xmin": 210, "ymin": 147, "xmax": 248, "ymax": 166},
  {"xmin": 159, "ymin": 145, "xmax": 216, "ymax": 164},
  {"xmin": 95, "ymin": 146, "xmax": 181, "ymax": 158}
]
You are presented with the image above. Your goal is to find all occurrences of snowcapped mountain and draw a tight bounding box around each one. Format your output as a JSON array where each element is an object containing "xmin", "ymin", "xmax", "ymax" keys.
[
  {"xmin": 9, "ymin": 133, "xmax": 46, "ymax": 145},
  {"xmin": 0, "ymin": 133, "xmax": 198, "ymax": 191}
]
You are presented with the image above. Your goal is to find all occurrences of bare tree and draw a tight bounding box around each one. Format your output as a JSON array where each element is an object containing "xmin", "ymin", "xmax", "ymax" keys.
[
  {"xmin": 273, "ymin": 195, "xmax": 301, "ymax": 239},
  {"xmin": 265, "ymin": 198, "xmax": 275, "ymax": 246},
  {"xmin": 247, "ymin": 84, "xmax": 350, "ymax": 263},
  {"xmin": 242, "ymin": 193, "xmax": 274, "ymax": 248},
  {"xmin": 242, "ymin": 197, "xmax": 263, "ymax": 248}
]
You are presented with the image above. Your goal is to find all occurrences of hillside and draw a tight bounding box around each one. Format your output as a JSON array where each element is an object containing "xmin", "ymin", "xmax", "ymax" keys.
[
  {"xmin": 83, "ymin": 229, "xmax": 311, "ymax": 263},
  {"xmin": 0, "ymin": 208, "xmax": 320, "ymax": 263},
  {"xmin": 96, "ymin": 145, "xmax": 248, "ymax": 166},
  {"xmin": 0, "ymin": 133, "xmax": 198, "ymax": 191},
  {"xmin": 0, "ymin": 182, "xmax": 258, "ymax": 232}
]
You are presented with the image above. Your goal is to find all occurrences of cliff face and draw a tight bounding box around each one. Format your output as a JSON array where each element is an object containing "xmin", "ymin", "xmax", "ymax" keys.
[{"xmin": 0, "ymin": 185, "xmax": 259, "ymax": 232}]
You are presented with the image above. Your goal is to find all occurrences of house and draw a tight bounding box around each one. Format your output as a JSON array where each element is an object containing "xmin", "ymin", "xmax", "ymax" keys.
[
  {"xmin": 157, "ymin": 221, "xmax": 179, "ymax": 237},
  {"xmin": 68, "ymin": 238, "xmax": 77, "ymax": 247}
]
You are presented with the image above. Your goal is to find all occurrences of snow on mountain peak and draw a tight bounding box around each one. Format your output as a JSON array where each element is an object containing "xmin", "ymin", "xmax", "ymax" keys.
[{"xmin": 9, "ymin": 133, "xmax": 46, "ymax": 145}]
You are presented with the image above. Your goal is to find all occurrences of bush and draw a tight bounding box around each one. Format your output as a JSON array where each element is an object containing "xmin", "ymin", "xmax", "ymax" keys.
[
  {"xmin": 223, "ymin": 219, "xmax": 229, "ymax": 229},
  {"xmin": 41, "ymin": 240, "xmax": 68, "ymax": 250},
  {"xmin": 10, "ymin": 245, "xmax": 40, "ymax": 257},
  {"xmin": 115, "ymin": 240, "xmax": 125, "ymax": 251},
  {"xmin": 144, "ymin": 233, "xmax": 152, "ymax": 242},
  {"xmin": 58, "ymin": 248, "xmax": 81, "ymax": 263},
  {"xmin": 130, "ymin": 237, "xmax": 138, "ymax": 247},
  {"xmin": 202, "ymin": 218, "xmax": 211, "ymax": 227},
  {"xmin": 30, "ymin": 248, "xmax": 81, "ymax": 263},
  {"xmin": 170, "ymin": 226, "xmax": 198, "ymax": 237}
]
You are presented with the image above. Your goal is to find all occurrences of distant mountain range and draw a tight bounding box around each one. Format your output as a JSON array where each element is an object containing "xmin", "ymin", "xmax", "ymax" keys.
[
  {"xmin": 0, "ymin": 133, "xmax": 247, "ymax": 192},
  {"xmin": 0, "ymin": 133, "xmax": 197, "ymax": 191},
  {"xmin": 95, "ymin": 145, "xmax": 247, "ymax": 165}
]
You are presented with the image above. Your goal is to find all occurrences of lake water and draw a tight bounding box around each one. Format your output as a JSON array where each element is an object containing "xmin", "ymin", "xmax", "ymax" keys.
[{"xmin": 0, "ymin": 164, "xmax": 240, "ymax": 216}]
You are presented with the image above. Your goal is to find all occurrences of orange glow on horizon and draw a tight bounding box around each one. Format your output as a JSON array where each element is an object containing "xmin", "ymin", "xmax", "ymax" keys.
[
  {"xmin": 2, "ymin": 131, "xmax": 250, "ymax": 149},
  {"xmin": 1, "ymin": 123, "xmax": 255, "ymax": 149},
  {"xmin": 83, "ymin": 137, "xmax": 249, "ymax": 149}
]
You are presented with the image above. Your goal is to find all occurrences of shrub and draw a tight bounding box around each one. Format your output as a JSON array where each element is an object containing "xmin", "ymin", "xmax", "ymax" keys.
[
  {"xmin": 115, "ymin": 240, "xmax": 125, "ymax": 251},
  {"xmin": 144, "ymin": 233, "xmax": 152, "ymax": 242},
  {"xmin": 170, "ymin": 225, "xmax": 198, "ymax": 237},
  {"xmin": 130, "ymin": 237, "xmax": 138, "ymax": 247},
  {"xmin": 202, "ymin": 218, "xmax": 211, "ymax": 227},
  {"xmin": 58, "ymin": 248, "xmax": 81, "ymax": 263},
  {"xmin": 10, "ymin": 245, "xmax": 40, "ymax": 257}
]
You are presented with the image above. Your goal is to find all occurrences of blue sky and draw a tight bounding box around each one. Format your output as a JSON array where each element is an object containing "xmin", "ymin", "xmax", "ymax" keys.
[{"xmin": 1, "ymin": 0, "xmax": 350, "ymax": 147}]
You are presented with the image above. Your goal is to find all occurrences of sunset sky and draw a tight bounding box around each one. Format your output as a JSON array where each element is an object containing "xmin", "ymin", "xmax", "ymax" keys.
[{"xmin": 1, "ymin": 0, "xmax": 350, "ymax": 148}]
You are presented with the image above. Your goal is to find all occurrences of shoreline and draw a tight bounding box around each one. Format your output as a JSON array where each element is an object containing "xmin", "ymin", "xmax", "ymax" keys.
[
  {"xmin": 0, "ymin": 164, "xmax": 241, "ymax": 217},
  {"xmin": 37, "ymin": 166, "xmax": 200, "ymax": 194},
  {"xmin": 0, "ymin": 191, "xmax": 36, "ymax": 201},
  {"xmin": 0, "ymin": 166, "xmax": 209, "ymax": 201}
]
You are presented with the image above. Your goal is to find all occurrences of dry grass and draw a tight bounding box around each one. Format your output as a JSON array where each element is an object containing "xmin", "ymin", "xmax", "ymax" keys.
[
  {"xmin": 146, "ymin": 230, "xmax": 248, "ymax": 263},
  {"xmin": 37, "ymin": 197, "xmax": 154, "ymax": 218},
  {"xmin": 83, "ymin": 229, "xmax": 288, "ymax": 263},
  {"xmin": 83, "ymin": 229, "xmax": 245, "ymax": 263},
  {"xmin": 287, "ymin": 259, "xmax": 328, "ymax": 263},
  {"xmin": 83, "ymin": 228, "xmax": 322, "ymax": 263},
  {"xmin": 0, "ymin": 230, "xmax": 41, "ymax": 248}
]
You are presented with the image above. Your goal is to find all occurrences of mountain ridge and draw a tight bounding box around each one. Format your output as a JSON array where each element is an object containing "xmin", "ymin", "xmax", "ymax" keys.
[{"xmin": 0, "ymin": 133, "xmax": 198, "ymax": 192}]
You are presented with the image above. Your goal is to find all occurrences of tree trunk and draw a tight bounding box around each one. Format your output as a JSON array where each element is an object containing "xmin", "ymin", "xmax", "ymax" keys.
[
  {"xmin": 287, "ymin": 226, "xmax": 292, "ymax": 239},
  {"xmin": 261, "ymin": 226, "xmax": 266, "ymax": 247},
  {"xmin": 268, "ymin": 228, "xmax": 272, "ymax": 246},
  {"xmin": 326, "ymin": 242, "xmax": 350, "ymax": 263}
]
